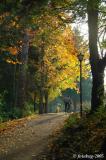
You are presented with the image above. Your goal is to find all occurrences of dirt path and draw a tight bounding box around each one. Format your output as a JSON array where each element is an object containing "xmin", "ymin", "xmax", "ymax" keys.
[{"xmin": 0, "ymin": 113, "xmax": 69, "ymax": 160}]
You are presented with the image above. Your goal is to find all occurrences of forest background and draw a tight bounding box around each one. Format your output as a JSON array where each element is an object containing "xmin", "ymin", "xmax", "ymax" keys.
[{"xmin": 0, "ymin": 0, "xmax": 106, "ymax": 122}]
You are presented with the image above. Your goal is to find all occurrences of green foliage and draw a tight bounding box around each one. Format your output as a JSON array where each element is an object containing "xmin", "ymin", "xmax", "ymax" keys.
[
  {"xmin": 22, "ymin": 102, "xmax": 35, "ymax": 117},
  {"xmin": 8, "ymin": 108, "xmax": 23, "ymax": 119},
  {"xmin": 0, "ymin": 92, "xmax": 9, "ymax": 122},
  {"xmin": 97, "ymin": 105, "xmax": 106, "ymax": 115},
  {"xmin": 93, "ymin": 105, "xmax": 106, "ymax": 126},
  {"xmin": 0, "ymin": 93, "xmax": 5, "ymax": 110},
  {"xmin": 64, "ymin": 113, "xmax": 80, "ymax": 129},
  {"xmin": 8, "ymin": 102, "xmax": 35, "ymax": 120},
  {"xmin": 0, "ymin": 103, "xmax": 35, "ymax": 123},
  {"xmin": 82, "ymin": 101, "xmax": 91, "ymax": 113}
]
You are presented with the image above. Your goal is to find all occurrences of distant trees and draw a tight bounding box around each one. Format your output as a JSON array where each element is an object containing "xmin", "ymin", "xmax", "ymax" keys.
[{"xmin": 61, "ymin": 77, "xmax": 92, "ymax": 112}]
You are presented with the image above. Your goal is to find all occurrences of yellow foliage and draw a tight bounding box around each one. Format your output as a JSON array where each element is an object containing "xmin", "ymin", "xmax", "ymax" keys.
[
  {"xmin": 30, "ymin": 12, "xmax": 90, "ymax": 99},
  {"xmin": 6, "ymin": 59, "xmax": 22, "ymax": 65}
]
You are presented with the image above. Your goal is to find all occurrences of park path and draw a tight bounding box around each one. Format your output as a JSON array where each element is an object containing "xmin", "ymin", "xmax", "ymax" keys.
[{"xmin": 0, "ymin": 113, "xmax": 69, "ymax": 160}]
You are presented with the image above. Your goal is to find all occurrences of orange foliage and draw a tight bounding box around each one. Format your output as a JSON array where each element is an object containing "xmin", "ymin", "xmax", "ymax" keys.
[{"xmin": 8, "ymin": 47, "xmax": 18, "ymax": 55}]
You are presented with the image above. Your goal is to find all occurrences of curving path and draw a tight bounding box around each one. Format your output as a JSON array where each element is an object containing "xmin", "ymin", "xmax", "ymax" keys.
[{"xmin": 0, "ymin": 113, "xmax": 69, "ymax": 160}]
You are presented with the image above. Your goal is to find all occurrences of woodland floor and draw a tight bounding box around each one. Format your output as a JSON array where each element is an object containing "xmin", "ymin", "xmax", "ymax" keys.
[{"xmin": 0, "ymin": 113, "xmax": 69, "ymax": 160}]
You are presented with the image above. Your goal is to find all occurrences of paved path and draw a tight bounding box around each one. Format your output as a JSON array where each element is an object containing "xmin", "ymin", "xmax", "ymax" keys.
[{"xmin": 0, "ymin": 113, "xmax": 69, "ymax": 160}]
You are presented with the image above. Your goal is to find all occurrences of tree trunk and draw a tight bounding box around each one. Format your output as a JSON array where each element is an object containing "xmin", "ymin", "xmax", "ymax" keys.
[
  {"xmin": 34, "ymin": 92, "xmax": 37, "ymax": 112},
  {"xmin": 44, "ymin": 91, "xmax": 48, "ymax": 113},
  {"xmin": 91, "ymin": 65, "xmax": 105, "ymax": 111},
  {"xmin": 87, "ymin": 0, "xmax": 105, "ymax": 112},
  {"xmin": 39, "ymin": 61, "xmax": 44, "ymax": 114},
  {"xmin": 39, "ymin": 89, "xmax": 44, "ymax": 114},
  {"xmin": 13, "ymin": 64, "xmax": 17, "ymax": 108},
  {"xmin": 73, "ymin": 100, "xmax": 77, "ymax": 112},
  {"xmin": 17, "ymin": 31, "xmax": 29, "ymax": 110},
  {"xmin": 38, "ymin": 37, "xmax": 45, "ymax": 114}
]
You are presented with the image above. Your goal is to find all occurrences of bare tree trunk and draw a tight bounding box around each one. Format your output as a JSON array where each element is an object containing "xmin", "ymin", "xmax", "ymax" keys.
[
  {"xmin": 73, "ymin": 100, "xmax": 77, "ymax": 112},
  {"xmin": 17, "ymin": 31, "xmax": 29, "ymax": 110},
  {"xmin": 12, "ymin": 64, "xmax": 17, "ymax": 108},
  {"xmin": 87, "ymin": 0, "xmax": 106, "ymax": 112},
  {"xmin": 44, "ymin": 90, "xmax": 48, "ymax": 113},
  {"xmin": 39, "ymin": 89, "xmax": 44, "ymax": 114},
  {"xmin": 34, "ymin": 92, "xmax": 37, "ymax": 112},
  {"xmin": 39, "ymin": 60, "xmax": 45, "ymax": 114},
  {"xmin": 38, "ymin": 36, "xmax": 45, "ymax": 114}
]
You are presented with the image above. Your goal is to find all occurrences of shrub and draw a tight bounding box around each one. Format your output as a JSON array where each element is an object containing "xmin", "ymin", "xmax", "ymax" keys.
[
  {"xmin": 47, "ymin": 106, "xmax": 106, "ymax": 160},
  {"xmin": 22, "ymin": 102, "xmax": 34, "ymax": 117},
  {"xmin": 8, "ymin": 107, "xmax": 23, "ymax": 119},
  {"xmin": 64, "ymin": 113, "xmax": 80, "ymax": 129},
  {"xmin": 0, "ymin": 92, "xmax": 9, "ymax": 122}
]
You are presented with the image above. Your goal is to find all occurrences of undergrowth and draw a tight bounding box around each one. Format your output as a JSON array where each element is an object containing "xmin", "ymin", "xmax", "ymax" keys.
[{"xmin": 46, "ymin": 106, "xmax": 106, "ymax": 160}]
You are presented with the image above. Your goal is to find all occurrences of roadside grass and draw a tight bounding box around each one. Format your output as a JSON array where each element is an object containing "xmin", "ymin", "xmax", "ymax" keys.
[{"xmin": 46, "ymin": 107, "xmax": 106, "ymax": 160}]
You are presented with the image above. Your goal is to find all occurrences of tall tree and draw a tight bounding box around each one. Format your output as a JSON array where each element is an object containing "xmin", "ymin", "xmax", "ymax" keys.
[
  {"xmin": 17, "ymin": 31, "xmax": 29, "ymax": 109},
  {"xmin": 87, "ymin": 0, "xmax": 106, "ymax": 111}
]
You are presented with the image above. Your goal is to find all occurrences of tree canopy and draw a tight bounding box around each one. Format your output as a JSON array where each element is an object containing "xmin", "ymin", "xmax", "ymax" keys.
[{"xmin": 0, "ymin": 0, "xmax": 105, "ymax": 119}]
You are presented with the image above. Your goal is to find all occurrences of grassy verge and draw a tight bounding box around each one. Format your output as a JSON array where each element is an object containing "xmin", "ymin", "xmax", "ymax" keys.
[{"xmin": 46, "ymin": 107, "xmax": 106, "ymax": 160}]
